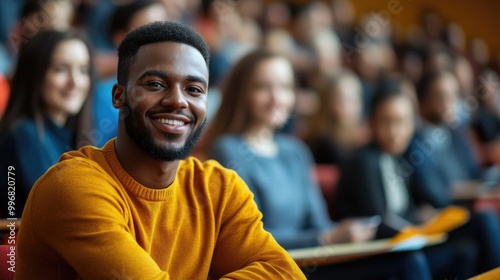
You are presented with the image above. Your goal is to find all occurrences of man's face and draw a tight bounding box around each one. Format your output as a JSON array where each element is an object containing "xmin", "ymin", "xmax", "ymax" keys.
[{"xmin": 118, "ymin": 42, "xmax": 208, "ymax": 161}]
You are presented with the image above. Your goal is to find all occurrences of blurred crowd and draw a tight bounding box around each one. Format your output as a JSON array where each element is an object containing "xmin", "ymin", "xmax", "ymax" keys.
[
  {"xmin": 1, "ymin": 0, "xmax": 500, "ymax": 278},
  {"xmin": 0, "ymin": 1, "xmax": 499, "ymax": 158}
]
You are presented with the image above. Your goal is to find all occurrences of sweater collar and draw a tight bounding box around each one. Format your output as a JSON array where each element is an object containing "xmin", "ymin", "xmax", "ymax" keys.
[{"xmin": 102, "ymin": 139, "xmax": 179, "ymax": 201}]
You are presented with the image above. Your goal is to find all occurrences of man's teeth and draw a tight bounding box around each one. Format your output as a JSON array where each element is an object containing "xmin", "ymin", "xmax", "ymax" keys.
[{"xmin": 155, "ymin": 119, "xmax": 185, "ymax": 126}]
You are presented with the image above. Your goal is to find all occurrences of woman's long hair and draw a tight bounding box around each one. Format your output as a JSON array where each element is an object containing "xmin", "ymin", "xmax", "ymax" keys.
[
  {"xmin": 202, "ymin": 49, "xmax": 285, "ymax": 153},
  {"xmin": 0, "ymin": 30, "xmax": 96, "ymax": 148}
]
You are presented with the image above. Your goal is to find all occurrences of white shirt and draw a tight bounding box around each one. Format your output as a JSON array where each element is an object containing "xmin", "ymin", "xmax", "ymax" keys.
[{"xmin": 380, "ymin": 154, "xmax": 410, "ymax": 215}]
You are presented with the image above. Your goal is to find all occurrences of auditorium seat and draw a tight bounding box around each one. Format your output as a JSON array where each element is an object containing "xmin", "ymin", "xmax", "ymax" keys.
[
  {"xmin": 0, "ymin": 244, "xmax": 15, "ymax": 280},
  {"xmin": 313, "ymin": 164, "xmax": 340, "ymax": 219}
]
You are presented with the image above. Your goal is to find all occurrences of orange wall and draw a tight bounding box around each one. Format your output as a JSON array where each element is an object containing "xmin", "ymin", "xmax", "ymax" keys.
[{"xmin": 349, "ymin": 0, "xmax": 500, "ymax": 52}]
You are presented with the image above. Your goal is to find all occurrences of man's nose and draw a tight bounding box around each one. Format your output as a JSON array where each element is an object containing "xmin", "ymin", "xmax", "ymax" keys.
[{"xmin": 161, "ymin": 85, "xmax": 188, "ymax": 109}]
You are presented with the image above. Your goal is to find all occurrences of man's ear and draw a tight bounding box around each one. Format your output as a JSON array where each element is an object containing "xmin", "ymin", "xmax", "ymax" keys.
[{"xmin": 112, "ymin": 83, "xmax": 125, "ymax": 109}]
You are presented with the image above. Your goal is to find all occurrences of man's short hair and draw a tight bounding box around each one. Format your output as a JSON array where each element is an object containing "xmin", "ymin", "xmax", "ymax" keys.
[
  {"xmin": 370, "ymin": 76, "xmax": 406, "ymax": 118},
  {"xmin": 117, "ymin": 21, "xmax": 210, "ymax": 86}
]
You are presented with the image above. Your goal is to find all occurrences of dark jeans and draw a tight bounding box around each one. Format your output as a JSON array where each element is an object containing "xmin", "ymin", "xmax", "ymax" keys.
[
  {"xmin": 303, "ymin": 251, "xmax": 431, "ymax": 280},
  {"xmin": 424, "ymin": 240, "xmax": 477, "ymax": 280},
  {"xmin": 376, "ymin": 223, "xmax": 478, "ymax": 279},
  {"xmin": 448, "ymin": 210, "xmax": 500, "ymax": 273}
]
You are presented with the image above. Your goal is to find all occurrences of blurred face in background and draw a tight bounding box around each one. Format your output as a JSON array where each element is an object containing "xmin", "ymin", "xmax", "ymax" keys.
[
  {"xmin": 331, "ymin": 0, "xmax": 355, "ymax": 28},
  {"xmin": 312, "ymin": 29, "xmax": 341, "ymax": 76},
  {"xmin": 355, "ymin": 44, "xmax": 380, "ymax": 82},
  {"xmin": 454, "ymin": 56, "xmax": 474, "ymax": 98},
  {"xmin": 422, "ymin": 73, "xmax": 459, "ymax": 125},
  {"xmin": 295, "ymin": 1, "xmax": 333, "ymax": 43},
  {"xmin": 42, "ymin": 39, "xmax": 90, "ymax": 125},
  {"xmin": 479, "ymin": 70, "xmax": 500, "ymax": 113},
  {"xmin": 372, "ymin": 95, "xmax": 415, "ymax": 155},
  {"xmin": 21, "ymin": 0, "xmax": 74, "ymax": 39},
  {"xmin": 401, "ymin": 51, "xmax": 423, "ymax": 84},
  {"xmin": 263, "ymin": 2, "xmax": 291, "ymax": 29},
  {"xmin": 247, "ymin": 57, "xmax": 295, "ymax": 130},
  {"xmin": 45, "ymin": 0, "xmax": 73, "ymax": 31},
  {"xmin": 424, "ymin": 49, "xmax": 453, "ymax": 73},
  {"xmin": 128, "ymin": 3, "xmax": 168, "ymax": 31},
  {"xmin": 328, "ymin": 75, "xmax": 362, "ymax": 127}
]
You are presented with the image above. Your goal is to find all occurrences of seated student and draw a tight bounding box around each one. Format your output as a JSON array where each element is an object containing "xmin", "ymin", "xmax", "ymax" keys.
[
  {"xmin": 15, "ymin": 21, "xmax": 304, "ymax": 279},
  {"xmin": 93, "ymin": 0, "xmax": 168, "ymax": 147},
  {"xmin": 408, "ymin": 70, "xmax": 482, "ymax": 205},
  {"xmin": 335, "ymin": 77, "xmax": 500, "ymax": 277},
  {"xmin": 307, "ymin": 70, "xmax": 368, "ymax": 167},
  {"xmin": 470, "ymin": 68, "xmax": 500, "ymax": 169},
  {"xmin": 405, "ymin": 70, "xmax": 500, "ymax": 273},
  {"xmin": 334, "ymin": 79, "xmax": 419, "ymax": 223},
  {"xmin": 352, "ymin": 41, "xmax": 389, "ymax": 118},
  {"xmin": 207, "ymin": 49, "xmax": 432, "ymax": 280},
  {"xmin": 0, "ymin": 30, "xmax": 95, "ymax": 218}
]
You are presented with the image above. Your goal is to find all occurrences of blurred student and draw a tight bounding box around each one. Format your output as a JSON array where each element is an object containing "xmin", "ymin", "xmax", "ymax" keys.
[
  {"xmin": 470, "ymin": 69, "xmax": 500, "ymax": 167},
  {"xmin": 352, "ymin": 41, "xmax": 395, "ymax": 117},
  {"xmin": 11, "ymin": 0, "xmax": 74, "ymax": 51},
  {"xmin": 207, "ymin": 49, "xmax": 432, "ymax": 280},
  {"xmin": 307, "ymin": 70, "xmax": 367, "ymax": 167},
  {"xmin": 93, "ymin": 0, "xmax": 168, "ymax": 147},
  {"xmin": 331, "ymin": 0, "xmax": 356, "ymax": 45},
  {"xmin": 1, "ymin": 0, "xmax": 74, "ymax": 75},
  {"xmin": 335, "ymin": 76, "xmax": 500, "ymax": 277},
  {"xmin": 409, "ymin": 72, "xmax": 500, "ymax": 273},
  {"xmin": 395, "ymin": 45, "xmax": 424, "ymax": 86},
  {"xmin": 334, "ymin": 78, "xmax": 423, "ymax": 223},
  {"xmin": 309, "ymin": 29, "xmax": 343, "ymax": 83},
  {"xmin": 0, "ymin": 30, "xmax": 95, "ymax": 217},
  {"xmin": 409, "ymin": 70, "xmax": 480, "ymax": 207}
]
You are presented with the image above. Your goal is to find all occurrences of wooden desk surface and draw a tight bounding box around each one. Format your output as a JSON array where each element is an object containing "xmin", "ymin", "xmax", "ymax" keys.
[{"xmin": 288, "ymin": 234, "xmax": 446, "ymax": 267}]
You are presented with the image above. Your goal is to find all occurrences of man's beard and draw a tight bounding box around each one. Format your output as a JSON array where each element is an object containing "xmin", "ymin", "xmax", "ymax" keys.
[{"xmin": 123, "ymin": 99, "xmax": 206, "ymax": 161}]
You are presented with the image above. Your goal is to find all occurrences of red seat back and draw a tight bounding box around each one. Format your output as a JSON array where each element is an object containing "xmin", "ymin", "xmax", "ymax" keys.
[
  {"xmin": 313, "ymin": 164, "xmax": 340, "ymax": 219},
  {"xmin": 0, "ymin": 244, "xmax": 16, "ymax": 280}
]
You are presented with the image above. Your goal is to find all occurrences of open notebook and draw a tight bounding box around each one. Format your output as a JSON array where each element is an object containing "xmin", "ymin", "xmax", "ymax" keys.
[{"xmin": 289, "ymin": 206, "xmax": 468, "ymax": 266}]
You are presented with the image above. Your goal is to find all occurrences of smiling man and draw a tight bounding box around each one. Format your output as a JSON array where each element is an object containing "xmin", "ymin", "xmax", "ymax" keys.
[{"xmin": 15, "ymin": 21, "xmax": 304, "ymax": 279}]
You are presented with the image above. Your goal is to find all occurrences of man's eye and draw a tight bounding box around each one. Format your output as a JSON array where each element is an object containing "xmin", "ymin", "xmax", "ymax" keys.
[
  {"xmin": 145, "ymin": 81, "xmax": 164, "ymax": 88},
  {"xmin": 187, "ymin": 87, "xmax": 203, "ymax": 94}
]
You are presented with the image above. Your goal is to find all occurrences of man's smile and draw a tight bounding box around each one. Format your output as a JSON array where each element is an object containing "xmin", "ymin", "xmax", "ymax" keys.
[{"xmin": 150, "ymin": 114, "xmax": 191, "ymax": 135}]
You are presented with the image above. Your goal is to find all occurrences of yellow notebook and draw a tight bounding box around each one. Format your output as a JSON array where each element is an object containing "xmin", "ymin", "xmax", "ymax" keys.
[{"xmin": 390, "ymin": 206, "xmax": 469, "ymax": 244}]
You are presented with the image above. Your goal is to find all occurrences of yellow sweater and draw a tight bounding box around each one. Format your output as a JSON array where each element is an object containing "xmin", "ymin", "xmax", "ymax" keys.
[{"xmin": 15, "ymin": 140, "xmax": 304, "ymax": 279}]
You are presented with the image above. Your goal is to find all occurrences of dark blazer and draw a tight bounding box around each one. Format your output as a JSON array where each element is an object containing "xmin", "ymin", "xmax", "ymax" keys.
[
  {"xmin": 333, "ymin": 144, "xmax": 419, "ymax": 223},
  {"xmin": 472, "ymin": 105, "xmax": 500, "ymax": 143},
  {"xmin": 403, "ymin": 125, "xmax": 481, "ymax": 209}
]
